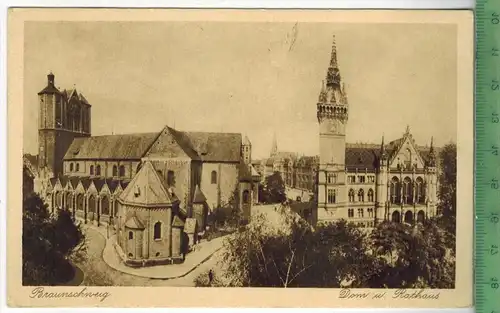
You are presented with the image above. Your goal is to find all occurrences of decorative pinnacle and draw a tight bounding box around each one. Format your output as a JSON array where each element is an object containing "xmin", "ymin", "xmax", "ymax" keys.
[
  {"xmin": 404, "ymin": 125, "xmax": 410, "ymax": 136},
  {"xmin": 330, "ymin": 35, "xmax": 338, "ymax": 68}
]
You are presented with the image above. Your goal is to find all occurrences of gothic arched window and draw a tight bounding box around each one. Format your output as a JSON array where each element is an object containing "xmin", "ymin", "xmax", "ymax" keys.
[
  {"xmin": 211, "ymin": 170, "xmax": 217, "ymax": 184},
  {"xmin": 112, "ymin": 165, "xmax": 118, "ymax": 177},
  {"xmin": 154, "ymin": 222, "xmax": 162, "ymax": 240},
  {"xmin": 348, "ymin": 189, "xmax": 355, "ymax": 202},
  {"xmin": 129, "ymin": 231, "xmax": 133, "ymax": 240},
  {"xmin": 90, "ymin": 165, "xmax": 94, "ymax": 176},
  {"xmin": 96, "ymin": 165, "xmax": 101, "ymax": 176},
  {"xmin": 358, "ymin": 189, "xmax": 365, "ymax": 202},
  {"xmin": 76, "ymin": 163, "xmax": 80, "ymax": 172},
  {"xmin": 70, "ymin": 163, "xmax": 74, "ymax": 172},
  {"xmin": 368, "ymin": 189, "xmax": 374, "ymax": 202},
  {"xmin": 403, "ymin": 177, "xmax": 412, "ymax": 204},
  {"xmin": 390, "ymin": 177, "xmax": 400, "ymax": 204},
  {"xmin": 416, "ymin": 177, "xmax": 425, "ymax": 204}
]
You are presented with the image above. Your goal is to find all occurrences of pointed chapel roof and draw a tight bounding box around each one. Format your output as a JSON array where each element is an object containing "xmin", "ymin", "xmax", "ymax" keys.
[
  {"xmin": 192, "ymin": 185, "xmax": 207, "ymax": 203},
  {"xmin": 118, "ymin": 161, "xmax": 174, "ymax": 207},
  {"xmin": 243, "ymin": 135, "xmax": 251, "ymax": 146}
]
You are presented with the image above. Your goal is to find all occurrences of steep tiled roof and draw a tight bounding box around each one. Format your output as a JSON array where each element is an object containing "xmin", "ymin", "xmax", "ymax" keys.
[
  {"xmin": 345, "ymin": 147, "xmax": 379, "ymax": 171},
  {"xmin": 68, "ymin": 177, "xmax": 80, "ymax": 189},
  {"xmin": 38, "ymin": 84, "xmax": 61, "ymax": 95},
  {"xmin": 79, "ymin": 177, "xmax": 92, "ymax": 190},
  {"xmin": 125, "ymin": 216, "xmax": 145, "ymax": 229},
  {"xmin": 107, "ymin": 180, "xmax": 120, "ymax": 192},
  {"xmin": 171, "ymin": 215, "xmax": 185, "ymax": 227},
  {"xmin": 64, "ymin": 133, "xmax": 159, "ymax": 160},
  {"xmin": 192, "ymin": 185, "xmax": 207, "ymax": 203},
  {"xmin": 184, "ymin": 131, "xmax": 242, "ymax": 162},
  {"xmin": 93, "ymin": 178, "xmax": 106, "ymax": 192}
]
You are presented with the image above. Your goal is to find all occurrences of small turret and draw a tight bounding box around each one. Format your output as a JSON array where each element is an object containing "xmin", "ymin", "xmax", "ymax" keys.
[
  {"xmin": 427, "ymin": 136, "xmax": 437, "ymax": 167},
  {"xmin": 380, "ymin": 135, "xmax": 388, "ymax": 164}
]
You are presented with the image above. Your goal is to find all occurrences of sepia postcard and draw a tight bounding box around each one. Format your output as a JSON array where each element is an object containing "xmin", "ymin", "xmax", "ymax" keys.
[{"xmin": 8, "ymin": 8, "xmax": 473, "ymax": 308}]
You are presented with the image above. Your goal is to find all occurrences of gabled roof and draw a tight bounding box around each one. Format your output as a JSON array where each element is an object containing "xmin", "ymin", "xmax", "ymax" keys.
[
  {"xmin": 171, "ymin": 215, "xmax": 185, "ymax": 227},
  {"xmin": 68, "ymin": 177, "xmax": 80, "ymax": 190},
  {"xmin": 192, "ymin": 185, "xmax": 207, "ymax": 203},
  {"xmin": 64, "ymin": 133, "xmax": 159, "ymax": 160},
  {"xmin": 107, "ymin": 180, "xmax": 121, "ymax": 193},
  {"xmin": 118, "ymin": 161, "xmax": 174, "ymax": 207},
  {"xmin": 93, "ymin": 178, "xmax": 107, "ymax": 192},
  {"xmin": 125, "ymin": 216, "xmax": 145, "ymax": 229},
  {"xmin": 79, "ymin": 177, "xmax": 92, "ymax": 190}
]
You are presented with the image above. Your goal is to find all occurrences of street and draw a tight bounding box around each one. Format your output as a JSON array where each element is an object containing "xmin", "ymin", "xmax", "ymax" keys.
[{"xmin": 74, "ymin": 227, "xmax": 222, "ymax": 287}]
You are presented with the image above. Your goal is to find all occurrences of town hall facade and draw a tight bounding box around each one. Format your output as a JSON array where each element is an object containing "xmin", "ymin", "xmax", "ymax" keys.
[{"xmin": 316, "ymin": 36, "xmax": 439, "ymax": 227}]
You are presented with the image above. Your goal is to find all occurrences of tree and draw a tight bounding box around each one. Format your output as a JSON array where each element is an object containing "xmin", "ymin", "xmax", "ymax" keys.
[
  {"xmin": 436, "ymin": 143, "xmax": 457, "ymax": 251},
  {"xmin": 23, "ymin": 193, "xmax": 86, "ymax": 285},
  {"xmin": 205, "ymin": 209, "xmax": 372, "ymax": 288},
  {"xmin": 368, "ymin": 220, "xmax": 454, "ymax": 288},
  {"xmin": 261, "ymin": 172, "xmax": 286, "ymax": 204}
]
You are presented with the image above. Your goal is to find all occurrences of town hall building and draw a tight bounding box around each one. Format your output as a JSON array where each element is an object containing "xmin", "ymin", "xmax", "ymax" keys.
[
  {"xmin": 32, "ymin": 72, "xmax": 260, "ymax": 266},
  {"xmin": 315, "ymin": 36, "xmax": 439, "ymax": 227}
]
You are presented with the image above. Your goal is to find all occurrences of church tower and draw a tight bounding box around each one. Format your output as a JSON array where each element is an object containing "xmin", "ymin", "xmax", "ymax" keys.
[
  {"xmin": 38, "ymin": 72, "xmax": 91, "ymax": 179},
  {"xmin": 270, "ymin": 132, "xmax": 278, "ymax": 157},
  {"xmin": 316, "ymin": 35, "xmax": 349, "ymax": 221},
  {"xmin": 242, "ymin": 135, "xmax": 252, "ymax": 165}
]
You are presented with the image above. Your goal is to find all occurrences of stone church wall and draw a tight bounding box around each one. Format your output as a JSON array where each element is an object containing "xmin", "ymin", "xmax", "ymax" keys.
[{"xmin": 200, "ymin": 162, "xmax": 239, "ymax": 211}]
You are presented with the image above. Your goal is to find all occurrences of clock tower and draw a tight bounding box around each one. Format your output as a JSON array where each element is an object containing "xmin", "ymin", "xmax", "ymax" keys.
[{"xmin": 316, "ymin": 35, "xmax": 349, "ymax": 220}]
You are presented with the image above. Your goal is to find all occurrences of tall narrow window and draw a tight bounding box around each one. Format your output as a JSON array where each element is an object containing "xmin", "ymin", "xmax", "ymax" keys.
[
  {"xmin": 211, "ymin": 170, "xmax": 217, "ymax": 184},
  {"xmin": 129, "ymin": 231, "xmax": 133, "ymax": 240},
  {"xmin": 403, "ymin": 177, "xmax": 412, "ymax": 204},
  {"xmin": 327, "ymin": 189, "xmax": 336, "ymax": 203},
  {"xmin": 327, "ymin": 173, "xmax": 336, "ymax": 184},
  {"xmin": 348, "ymin": 189, "xmax": 355, "ymax": 202},
  {"xmin": 119, "ymin": 165, "xmax": 125, "ymax": 177},
  {"xmin": 368, "ymin": 189, "xmax": 374, "ymax": 202},
  {"xmin": 242, "ymin": 190, "xmax": 250, "ymax": 203},
  {"xmin": 390, "ymin": 177, "xmax": 400, "ymax": 204},
  {"xmin": 76, "ymin": 163, "xmax": 80, "ymax": 172},
  {"xmin": 96, "ymin": 165, "xmax": 101, "ymax": 176},
  {"xmin": 167, "ymin": 170, "xmax": 175, "ymax": 186},
  {"xmin": 113, "ymin": 165, "xmax": 118, "ymax": 176},
  {"xmin": 90, "ymin": 165, "xmax": 94, "ymax": 176},
  {"xmin": 154, "ymin": 222, "xmax": 162, "ymax": 240},
  {"xmin": 70, "ymin": 163, "xmax": 74, "ymax": 172},
  {"xmin": 358, "ymin": 189, "xmax": 365, "ymax": 202},
  {"xmin": 358, "ymin": 208, "xmax": 364, "ymax": 218},
  {"xmin": 348, "ymin": 208, "xmax": 354, "ymax": 218}
]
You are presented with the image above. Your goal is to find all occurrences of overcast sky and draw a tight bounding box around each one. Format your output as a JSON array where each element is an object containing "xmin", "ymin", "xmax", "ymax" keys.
[{"xmin": 23, "ymin": 22, "xmax": 457, "ymax": 159}]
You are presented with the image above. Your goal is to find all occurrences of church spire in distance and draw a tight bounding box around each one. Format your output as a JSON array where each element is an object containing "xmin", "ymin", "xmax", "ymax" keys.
[{"xmin": 271, "ymin": 132, "xmax": 278, "ymax": 157}]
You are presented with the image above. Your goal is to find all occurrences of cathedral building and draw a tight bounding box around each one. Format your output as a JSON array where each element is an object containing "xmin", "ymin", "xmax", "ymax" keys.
[
  {"xmin": 316, "ymin": 36, "xmax": 438, "ymax": 227},
  {"xmin": 33, "ymin": 73, "xmax": 260, "ymax": 266}
]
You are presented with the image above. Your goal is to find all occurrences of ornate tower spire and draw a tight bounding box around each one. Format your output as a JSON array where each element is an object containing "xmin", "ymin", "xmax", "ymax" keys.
[
  {"xmin": 317, "ymin": 34, "xmax": 348, "ymax": 123},
  {"xmin": 329, "ymin": 35, "xmax": 338, "ymax": 68}
]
